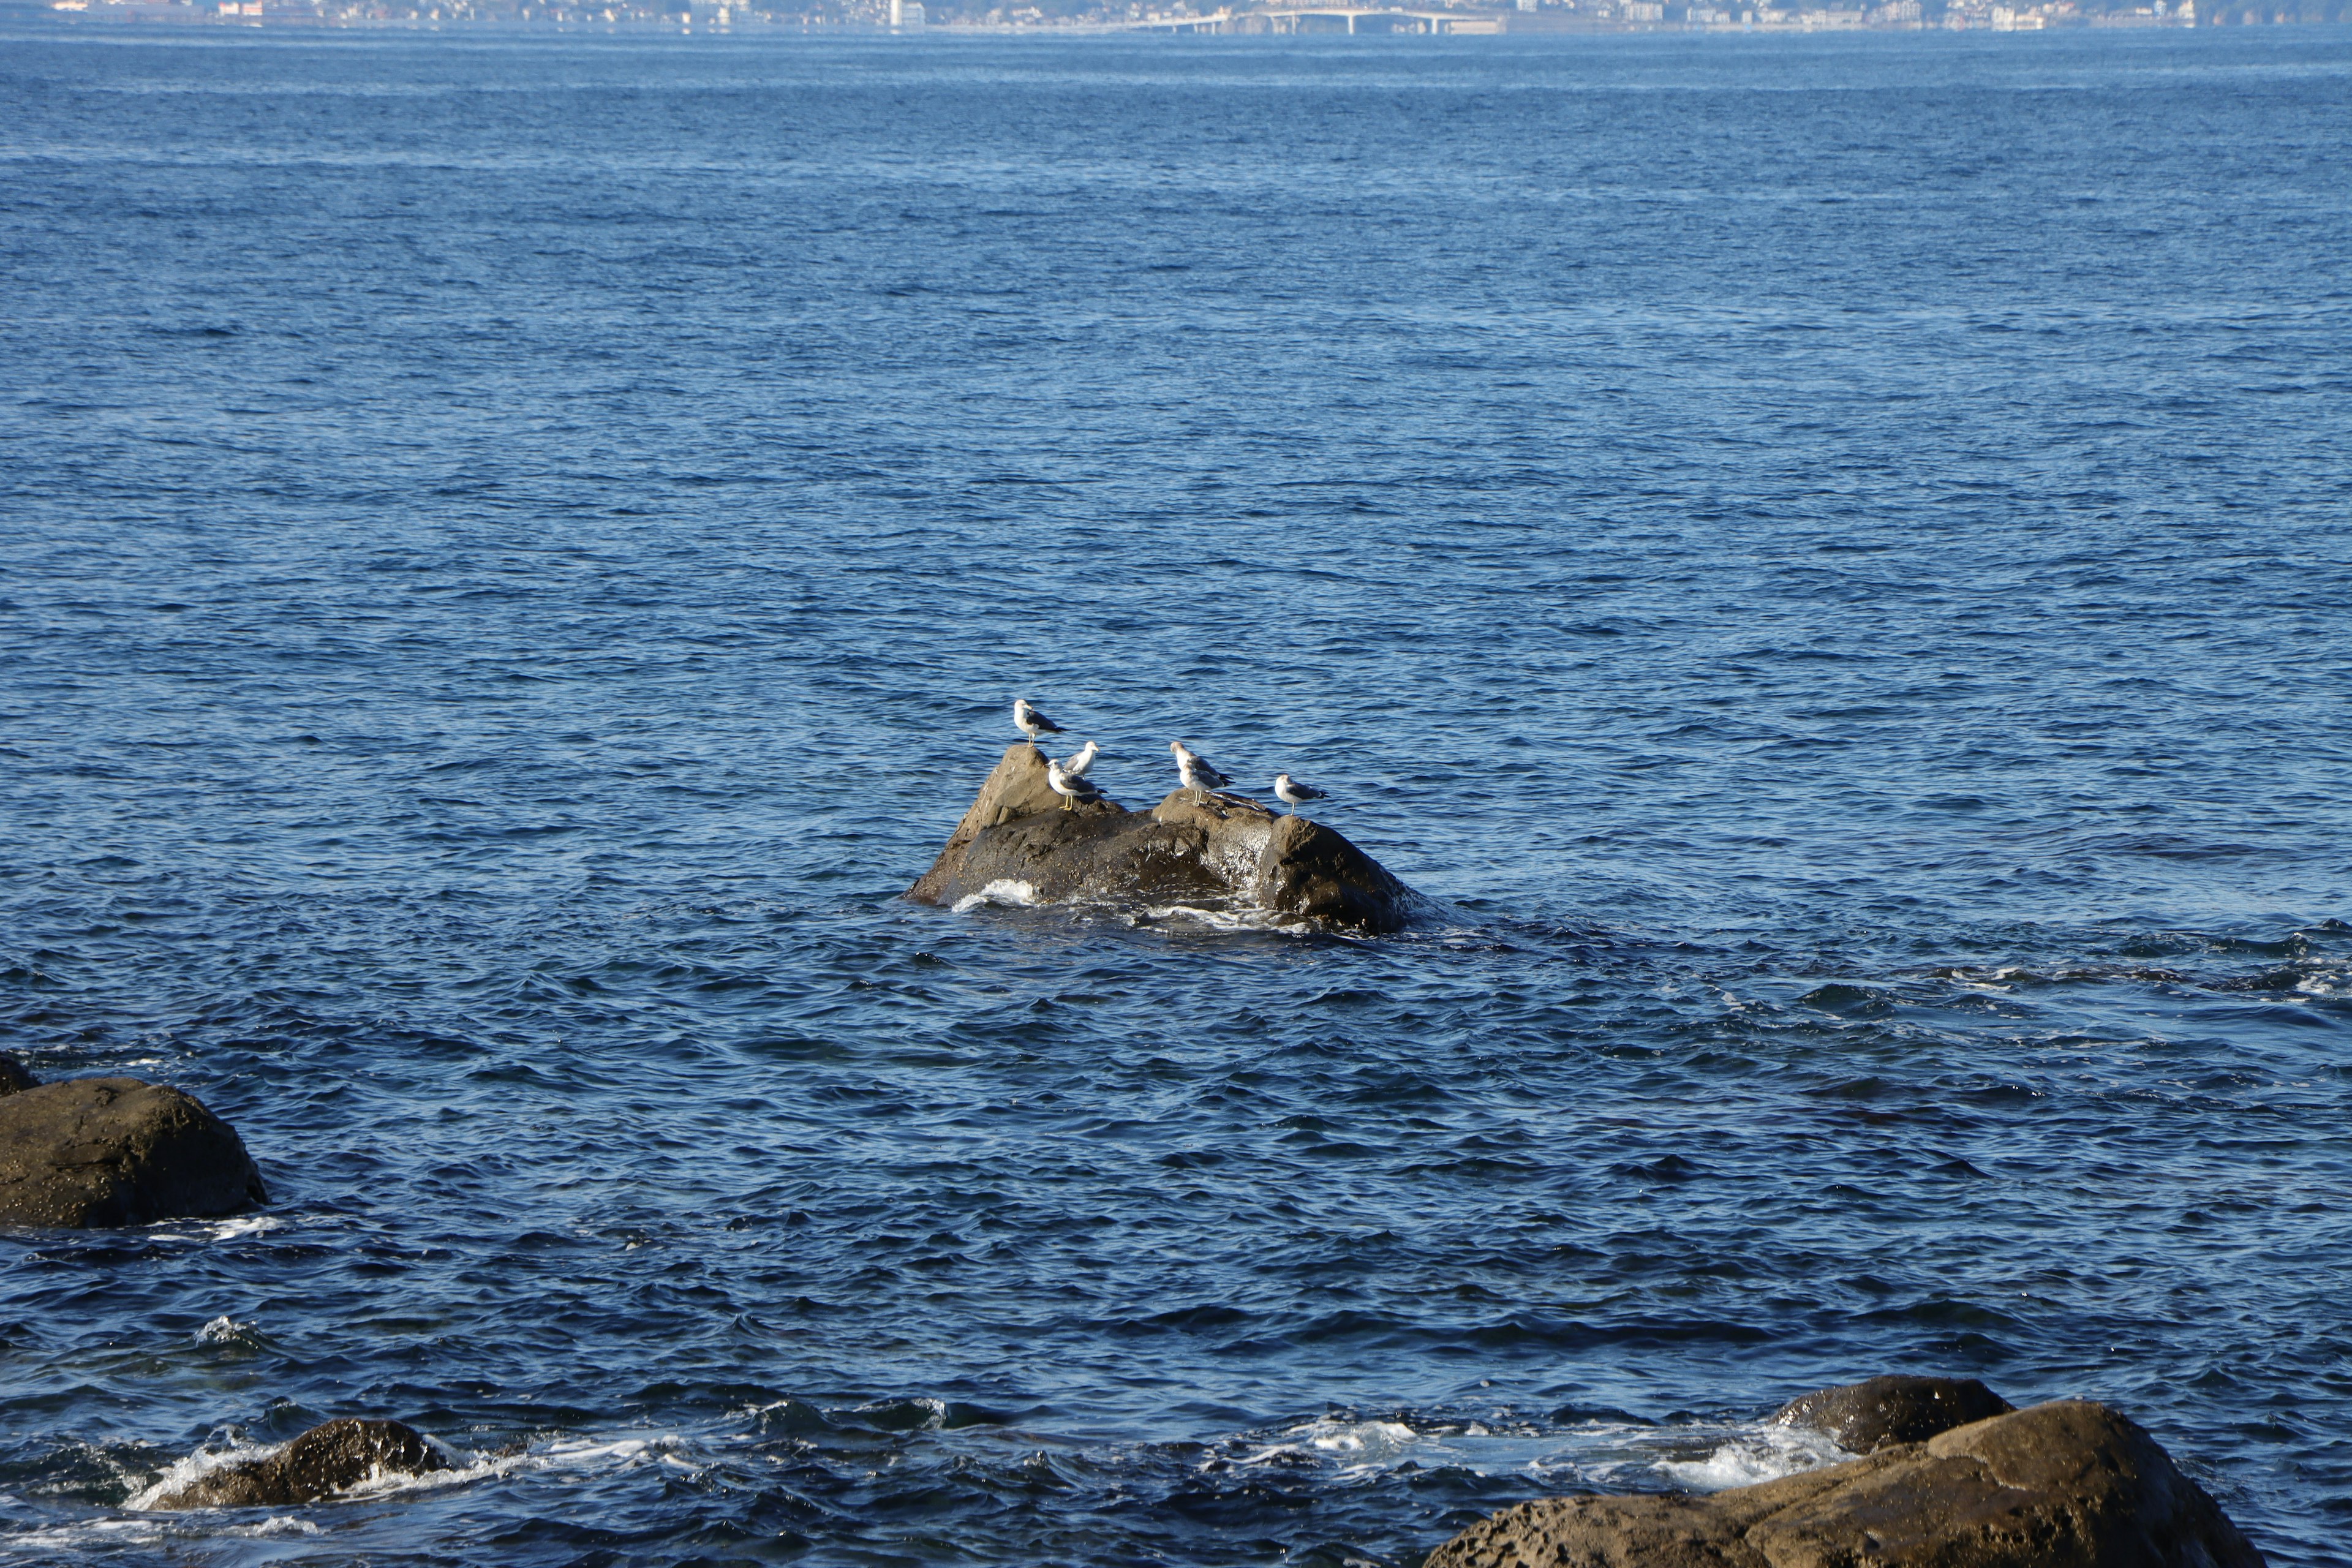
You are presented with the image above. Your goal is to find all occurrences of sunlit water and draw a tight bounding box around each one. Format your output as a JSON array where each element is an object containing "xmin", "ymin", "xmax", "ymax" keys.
[{"xmin": 2, "ymin": 23, "xmax": 2348, "ymax": 1567}]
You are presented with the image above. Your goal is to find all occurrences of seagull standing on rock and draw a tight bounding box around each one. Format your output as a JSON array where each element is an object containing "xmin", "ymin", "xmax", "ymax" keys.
[
  {"xmin": 1014, "ymin": 699, "xmax": 1066, "ymax": 749},
  {"xmin": 1273, "ymin": 774, "xmax": 1329, "ymax": 817},
  {"xmin": 1046, "ymin": 757, "xmax": 1101, "ymax": 812},
  {"xmin": 1063, "ymin": 739, "xmax": 1099, "ymax": 778},
  {"xmin": 1169, "ymin": 740, "xmax": 1232, "ymax": 806}
]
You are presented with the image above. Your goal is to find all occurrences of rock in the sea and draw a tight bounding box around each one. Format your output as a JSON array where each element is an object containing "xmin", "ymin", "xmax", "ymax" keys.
[
  {"xmin": 1771, "ymin": 1373, "xmax": 2015, "ymax": 1452},
  {"xmin": 0, "ymin": 1054, "xmax": 36, "ymax": 1096},
  {"xmin": 148, "ymin": 1419, "xmax": 448, "ymax": 1509},
  {"xmin": 1426, "ymin": 1399, "xmax": 2265, "ymax": 1568},
  {"xmin": 907, "ymin": 743, "xmax": 1417, "ymax": 933},
  {"xmin": 0, "ymin": 1077, "xmax": 267, "ymax": 1228}
]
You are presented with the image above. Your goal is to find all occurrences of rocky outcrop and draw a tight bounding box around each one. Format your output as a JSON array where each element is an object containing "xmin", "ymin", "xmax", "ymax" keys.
[
  {"xmin": 148, "ymin": 1419, "xmax": 448, "ymax": 1509},
  {"xmin": 1427, "ymin": 1399, "xmax": 2265, "ymax": 1568},
  {"xmin": 1772, "ymin": 1374, "xmax": 2015, "ymax": 1452},
  {"xmin": 907, "ymin": 744, "xmax": 1417, "ymax": 933},
  {"xmin": 0, "ymin": 1077, "xmax": 267, "ymax": 1228}
]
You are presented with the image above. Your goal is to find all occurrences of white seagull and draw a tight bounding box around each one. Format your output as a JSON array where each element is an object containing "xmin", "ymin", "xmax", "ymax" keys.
[
  {"xmin": 1013, "ymin": 698, "xmax": 1066, "ymax": 748},
  {"xmin": 1063, "ymin": 739, "xmax": 1100, "ymax": 778},
  {"xmin": 1273, "ymin": 774, "xmax": 1329, "ymax": 817},
  {"xmin": 1169, "ymin": 740, "xmax": 1232, "ymax": 806},
  {"xmin": 1046, "ymin": 757, "xmax": 1101, "ymax": 812}
]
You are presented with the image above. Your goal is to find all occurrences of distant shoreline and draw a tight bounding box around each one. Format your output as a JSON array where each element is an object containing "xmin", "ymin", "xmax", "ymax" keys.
[{"xmin": 11, "ymin": 8, "xmax": 2305, "ymax": 32}]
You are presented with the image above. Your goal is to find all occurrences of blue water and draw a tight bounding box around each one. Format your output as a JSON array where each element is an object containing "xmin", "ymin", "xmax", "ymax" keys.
[{"xmin": 3, "ymin": 22, "xmax": 2350, "ymax": 1566}]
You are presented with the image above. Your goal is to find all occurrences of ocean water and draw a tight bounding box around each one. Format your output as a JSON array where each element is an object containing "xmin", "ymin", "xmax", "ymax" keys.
[{"xmin": 2, "ymin": 21, "xmax": 2350, "ymax": 1566}]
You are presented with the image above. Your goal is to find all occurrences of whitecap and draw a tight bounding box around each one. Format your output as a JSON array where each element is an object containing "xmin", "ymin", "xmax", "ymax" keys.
[
  {"xmin": 1235, "ymin": 1416, "xmax": 1430, "ymax": 1469},
  {"xmin": 123, "ymin": 1429, "xmax": 671, "ymax": 1513},
  {"xmin": 1129, "ymin": 902, "xmax": 1315, "ymax": 935},
  {"xmin": 1296, "ymin": 1418, "xmax": 1419, "ymax": 1455},
  {"xmin": 195, "ymin": 1315, "xmax": 256, "ymax": 1346},
  {"xmin": 238, "ymin": 1514, "xmax": 322, "ymax": 1536},
  {"xmin": 198, "ymin": 1215, "xmax": 285, "ymax": 1242},
  {"xmin": 952, "ymin": 880, "xmax": 1039, "ymax": 913},
  {"xmin": 1651, "ymin": 1422, "xmax": 1852, "ymax": 1491},
  {"xmin": 126, "ymin": 1433, "xmax": 276, "ymax": 1511}
]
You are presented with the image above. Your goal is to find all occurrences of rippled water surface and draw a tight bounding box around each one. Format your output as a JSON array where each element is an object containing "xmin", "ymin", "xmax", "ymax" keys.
[{"xmin": 4, "ymin": 22, "xmax": 2350, "ymax": 1566}]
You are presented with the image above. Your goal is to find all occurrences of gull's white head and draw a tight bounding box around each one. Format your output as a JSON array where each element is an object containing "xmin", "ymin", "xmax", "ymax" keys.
[
  {"xmin": 1169, "ymin": 739, "xmax": 1189, "ymax": 760},
  {"xmin": 1275, "ymin": 773, "xmax": 1293, "ymax": 788}
]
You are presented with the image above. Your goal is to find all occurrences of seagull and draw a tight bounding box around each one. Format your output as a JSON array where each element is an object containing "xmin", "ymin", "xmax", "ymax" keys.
[
  {"xmin": 1014, "ymin": 699, "xmax": 1066, "ymax": 749},
  {"xmin": 1046, "ymin": 757, "xmax": 1101, "ymax": 812},
  {"xmin": 1063, "ymin": 739, "xmax": 1100, "ymax": 778},
  {"xmin": 1169, "ymin": 740, "xmax": 1232, "ymax": 806},
  {"xmin": 1273, "ymin": 773, "xmax": 1329, "ymax": 817}
]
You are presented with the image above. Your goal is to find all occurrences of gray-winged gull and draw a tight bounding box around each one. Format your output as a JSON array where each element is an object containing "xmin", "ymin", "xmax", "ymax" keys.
[
  {"xmin": 1169, "ymin": 740, "xmax": 1232, "ymax": 806},
  {"xmin": 1046, "ymin": 757, "xmax": 1101, "ymax": 811},
  {"xmin": 1273, "ymin": 773, "xmax": 1329, "ymax": 817},
  {"xmin": 1014, "ymin": 699, "xmax": 1066, "ymax": 748}
]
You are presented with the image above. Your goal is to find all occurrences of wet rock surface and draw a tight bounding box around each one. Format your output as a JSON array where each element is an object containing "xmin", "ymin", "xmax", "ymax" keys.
[
  {"xmin": 1426, "ymin": 1399, "xmax": 2265, "ymax": 1568},
  {"xmin": 1771, "ymin": 1373, "xmax": 2016, "ymax": 1452},
  {"xmin": 0, "ymin": 1054, "xmax": 36, "ymax": 1096},
  {"xmin": 908, "ymin": 744, "xmax": 1417, "ymax": 933},
  {"xmin": 148, "ymin": 1419, "xmax": 448, "ymax": 1509},
  {"xmin": 0, "ymin": 1077, "xmax": 267, "ymax": 1229}
]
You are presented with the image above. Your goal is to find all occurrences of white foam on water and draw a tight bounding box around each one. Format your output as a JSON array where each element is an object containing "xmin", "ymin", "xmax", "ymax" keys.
[
  {"xmin": 196, "ymin": 1314, "xmax": 255, "ymax": 1346},
  {"xmin": 124, "ymin": 1430, "xmax": 686, "ymax": 1513},
  {"xmin": 238, "ymin": 1514, "xmax": 322, "ymax": 1536},
  {"xmin": 1215, "ymin": 1412, "xmax": 1855, "ymax": 1496},
  {"xmin": 0, "ymin": 1514, "xmax": 172, "ymax": 1553},
  {"xmin": 337, "ymin": 1433, "xmax": 692, "ymax": 1501},
  {"xmin": 125, "ymin": 1434, "xmax": 278, "ymax": 1512},
  {"xmin": 1650, "ymin": 1422, "xmax": 1853, "ymax": 1492},
  {"xmin": 846, "ymin": 1396, "xmax": 949, "ymax": 1429},
  {"xmin": 199, "ymin": 1215, "xmax": 285, "ymax": 1242},
  {"xmin": 1296, "ymin": 1418, "xmax": 1419, "ymax": 1456},
  {"xmin": 953, "ymin": 880, "xmax": 1039, "ymax": 913},
  {"xmin": 1232, "ymin": 1416, "xmax": 1464, "ymax": 1475},
  {"xmin": 1130, "ymin": 902, "xmax": 1314, "ymax": 935},
  {"xmin": 134, "ymin": 1213, "xmax": 288, "ymax": 1244},
  {"xmin": 519, "ymin": 1434, "xmax": 688, "ymax": 1475}
]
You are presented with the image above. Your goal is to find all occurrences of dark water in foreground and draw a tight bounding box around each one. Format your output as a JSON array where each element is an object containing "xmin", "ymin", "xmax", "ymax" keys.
[{"xmin": 4, "ymin": 23, "xmax": 2351, "ymax": 1566}]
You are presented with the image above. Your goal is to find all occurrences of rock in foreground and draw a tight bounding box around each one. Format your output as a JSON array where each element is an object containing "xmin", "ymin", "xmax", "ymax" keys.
[
  {"xmin": 907, "ymin": 744, "xmax": 1417, "ymax": 933},
  {"xmin": 1772, "ymin": 1373, "xmax": 2015, "ymax": 1453},
  {"xmin": 148, "ymin": 1419, "xmax": 448, "ymax": 1509},
  {"xmin": 1427, "ymin": 1399, "xmax": 2264, "ymax": 1568},
  {"xmin": 0, "ymin": 1077, "xmax": 267, "ymax": 1229}
]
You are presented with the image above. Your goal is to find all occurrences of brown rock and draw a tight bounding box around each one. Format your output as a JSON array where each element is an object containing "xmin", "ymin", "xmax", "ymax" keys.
[
  {"xmin": 907, "ymin": 743, "xmax": 1416, "ymax": 933},
  {"xmin": 0, "ymin": 1077, "xmax": 267, "ymax": 1228},
  {"xmin": 1425, "ymin": 1400, "xmax": 2265, "ymax": 1568},
  {"xmin": 1772, "ymin": 1373, "xmax": 2015, "ymax": 1452},
  {"xmin": 148, "ymin": 1419, "xmax": 448, "ymax": 1509}
]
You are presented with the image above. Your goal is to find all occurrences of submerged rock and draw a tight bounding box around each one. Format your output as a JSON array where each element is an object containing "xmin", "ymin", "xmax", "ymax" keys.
[
  {"xmin": 0, "ymin": 1077, "xmax": 267, "ymax": 1229},
  {"xmin": 907, "ymin": 743, "xmax": 1417, "ymax": 933},
  {"xmin": 1772, "ymin": 1373, "xmax": 2015, "ymax": 1452},
  {"xmin": 148, "ymin": 1419, "xmax": 448, "ymax": 1509},
  {"xmin": 1426, "ymin": 1399, "xmax": 2265, "ymax": 1568},
  {"xmin": 0, "ymin": 1054, "xmax": 36, "ymax": 1096}
]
